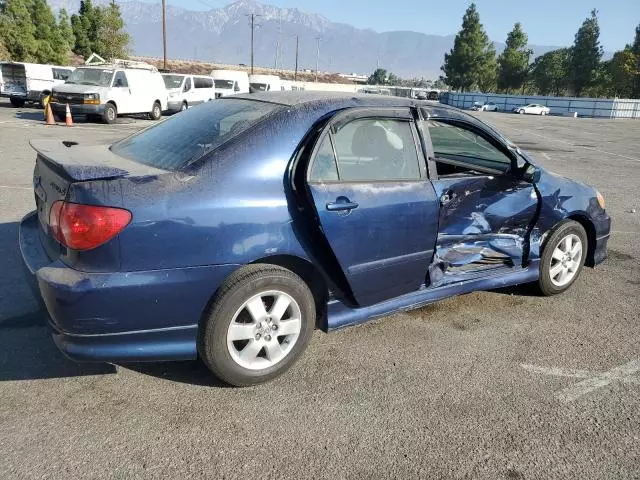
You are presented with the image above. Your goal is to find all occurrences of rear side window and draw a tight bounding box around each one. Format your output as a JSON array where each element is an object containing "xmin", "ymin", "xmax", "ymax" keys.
[
  {"xmin": 111, "ymin": 99, "xmax": 281, "ymax": 170},
  {"xmin": 313, "ymin": 118, "xmax": 421, "ymax": 182},
  {"xmin": 194, "ymin": 77, "xmax": 213, "ymax": 88}
]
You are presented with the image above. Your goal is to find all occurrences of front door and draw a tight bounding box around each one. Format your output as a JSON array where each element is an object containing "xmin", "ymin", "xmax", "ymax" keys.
[
  {"xmin": 110, "ymin": 70, "xmax": 133, "ymax": 114},
  {"xmin": 307, "ymin": 109, "xmax": 440, "ymax": 307},
  {"xmin": 422, "ymin": 117, "xmax": 538, "ymax": 286}
]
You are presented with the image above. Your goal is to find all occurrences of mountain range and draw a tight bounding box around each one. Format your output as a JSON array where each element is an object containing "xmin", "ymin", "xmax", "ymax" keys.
[{"xmin": 49, "ymin": 0, "xmax": 565, "ymax": 78}]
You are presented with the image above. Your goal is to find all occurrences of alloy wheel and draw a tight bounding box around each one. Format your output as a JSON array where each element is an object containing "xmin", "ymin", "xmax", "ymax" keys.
[
  {"xmin": 226, "ymin": 290, "xmax": 302, "ymax": 370},
  {"xmin": 549, "ymin": 234, "xmax": 582, "ymax": 287}
]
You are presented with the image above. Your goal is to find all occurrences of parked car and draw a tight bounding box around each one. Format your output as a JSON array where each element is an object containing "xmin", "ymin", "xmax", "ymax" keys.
[
  {"xmin": 19, "ymin": 93, "xmax": 610, "ymax": 386},
  {"xmin": 162, "ymin": 73, "xmax": 215, "ymax": 113},
  {"xmin": 477, "ymin": 102, "xmax": 500, "ymax": 112},
  {"xmin": 0, "ymin": 62, "xmax": 74, "ymax": 107},
  {"xmin": 249, "ymin": 74, "xmax": 282, "ymax": 92},
  {"xmin": 210, "ymin": 70, "xmax": 249, "ymax": 98},
  {"xmin": 513, "ymin": 103, "xmax": 550, "ymax": 115},
  {"xmin": 49, "ymin": 60, "xmax": 168, "ymax": 124},
  {"xmin": 470, "ymin": 101, "xmax": 484, "ymax": 111}
]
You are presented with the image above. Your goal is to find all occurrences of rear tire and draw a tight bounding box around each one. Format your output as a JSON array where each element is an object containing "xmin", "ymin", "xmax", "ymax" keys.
[
  {"xmin": 10, "ymin": 98, "xmax": 25, "ymax": 108},
  {"xmin": 537, "ymin": 220, "xmax": 587, "ymax": 296},
  {"xmin": 102, "ymin": 103, "xmax": 117, "ymax": 124},
  {"xmin": 199, "ymin": 264, "xmax": 315, "ymax": 387},
  {"xmin": 148, "ymin": 101, "xmax": 162, "ymax": 120}
]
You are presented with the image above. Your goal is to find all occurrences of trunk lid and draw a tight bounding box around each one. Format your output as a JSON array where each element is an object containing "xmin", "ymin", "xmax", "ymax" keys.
[{"xmin": 30, "ymin": 139, "xmax": 167, "ymax": 257}]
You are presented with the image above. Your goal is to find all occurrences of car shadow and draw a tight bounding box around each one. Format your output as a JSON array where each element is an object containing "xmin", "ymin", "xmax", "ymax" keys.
[
  {"xmin": 121, "ymin": 361, "xmax": 232, "ymax": 388},
  {"xmin": 0, "ymin": 221, "xmax": 116, "ymax": 381}
]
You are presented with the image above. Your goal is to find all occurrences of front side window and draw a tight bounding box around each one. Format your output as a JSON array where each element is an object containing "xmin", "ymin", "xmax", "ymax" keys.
[
  {"xmin": 163, "ymin": 74, "xmax": 184, "ymax": 89},
  {"xmin": 113, "ymin": 71, "xmax": 128, "ymax": 88},
  {"xmin": 53, "ymin": 68, "xmax": 72, "ymax": 80},
  {"xmin": 427, "ymin": 120, "xmax": 512, "ymax": 176},
  {"xmin": 214, "ymin": 79, "xmax": 234, "ymax": 89},
  {"xmin": 183, "ymin": 77, "xmax": 192, "ymax": 92},
  {"xmin": 309, "ymin": 118, "xmax": 421, "ymax": 182}
]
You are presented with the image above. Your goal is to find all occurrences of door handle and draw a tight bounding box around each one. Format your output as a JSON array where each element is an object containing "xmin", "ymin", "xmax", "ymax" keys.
[{"xmin": 326, "ymin": 196, "xmax": 359, "ymax": 212}]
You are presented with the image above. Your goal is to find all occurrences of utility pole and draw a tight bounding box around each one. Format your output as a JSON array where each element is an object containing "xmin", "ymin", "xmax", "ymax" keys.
[
  {"xmin": 161, "ymin": 0, "xmax": 167, "ymax": 70},
  {"xmin": 294, "ymin": 35, "xmax": 299, "ymax": 81},
  {"xmin": 315, "ymin": 37, "xmax": 321, "ymax": 83},
  {"xmin": 246, "ymin": 14, "xmax": 262, "ymax": 75}
]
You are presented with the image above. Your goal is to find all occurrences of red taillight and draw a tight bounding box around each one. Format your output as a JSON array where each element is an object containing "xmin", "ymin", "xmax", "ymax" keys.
[{"xmin": 49, "ymin": 201, "xmax": 132, "ymax": 251}]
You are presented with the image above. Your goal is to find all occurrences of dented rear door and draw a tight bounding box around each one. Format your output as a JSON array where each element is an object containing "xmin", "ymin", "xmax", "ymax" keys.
[{"xmin": 422, "ymin": 117, "xmax": 538, "ymax": 287}]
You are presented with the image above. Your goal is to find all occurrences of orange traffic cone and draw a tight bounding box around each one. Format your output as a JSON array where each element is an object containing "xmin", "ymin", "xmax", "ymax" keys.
[
  {"xmin": 45, "ymin": 102, "xmax": 55, "ymax": 125},
  {"xmin": 65, "ymin": 103, "xmax": 74, "ymax": 127}
]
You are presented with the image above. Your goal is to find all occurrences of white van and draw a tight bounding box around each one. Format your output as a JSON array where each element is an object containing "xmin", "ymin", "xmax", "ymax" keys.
[
  {"xmin": 0, "ymin": 62, "xmax": 74, "ymax": 107},
  {"xmin": 50, "ymin": 60, "xmax": 167, "ymax": 124},
  {"xmin": 162, "ymin": 73, "xmax": 215, "ymax": 113},
  {"xmin": 249, "ymin": 74, "xmax": 282, "ymax": 92},
  {"xmin": 210, "ymin": 70, "xmax": 249, "ymax": 98}
]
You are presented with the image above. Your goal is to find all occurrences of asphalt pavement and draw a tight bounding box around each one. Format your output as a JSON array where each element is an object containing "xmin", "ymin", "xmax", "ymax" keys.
[{"xmin": 0, "ymin": 100, "xmax": 638, "ymax": 479}]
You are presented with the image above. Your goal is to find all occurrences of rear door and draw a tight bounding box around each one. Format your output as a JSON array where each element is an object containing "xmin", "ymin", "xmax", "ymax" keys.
[
  {"xmin": 421, "ymin": 112, "xmax": 538, "ymax": 286},
  {"xmin": 306, "ymin": 108, "xmax": 440, "ymax": 306}
]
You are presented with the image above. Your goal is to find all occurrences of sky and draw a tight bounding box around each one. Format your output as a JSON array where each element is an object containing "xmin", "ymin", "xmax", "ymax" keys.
[{"xmin": 151, "ymin": 0, "xmax": 639, "ymax": 51}]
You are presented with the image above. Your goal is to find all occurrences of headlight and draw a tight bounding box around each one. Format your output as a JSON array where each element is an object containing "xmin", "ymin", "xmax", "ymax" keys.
[
  {"xmin": 596, "ymin": 191, "xmax": 606, "ymax": 209},
  {"xmin": 83, "ymin": 94, "xmax": 100, "ymax": 105}
]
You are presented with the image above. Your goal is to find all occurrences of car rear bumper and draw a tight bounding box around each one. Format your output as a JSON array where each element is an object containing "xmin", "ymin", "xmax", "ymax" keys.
[
  {"xmin": 50, "ymin": 102, "xmax": 104, "ymax": 116},
  {"xmin": 19, "ymin": 211, "xmax": 239, "ymax": 362}
]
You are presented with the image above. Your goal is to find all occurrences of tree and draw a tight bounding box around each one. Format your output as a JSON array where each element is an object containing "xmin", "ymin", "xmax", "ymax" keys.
[
  {"xmin": 531, "ymin": 48, "xmax": 570, "ymax": 96},
  {"xmin": 367, "ymin": 68, "xmax": 388, "ymax": 85},
  {"xmin": 569, "ymin": 9, "xmax": 603, "ymax": 96},
  {"xmin": 0, "ymin": 0, "xmax": 37, "ymax": 62},
  {"xmin": 30, "ymin": 0, "xmax": 69, "ymax": 64},
  {"xmin": 58, "ymin": 8, "xmax": 75, "ymax": 51},
  {"xmin": 441, "ymin": 3, "xmax": 496, "ymax": 92},
  {"xmin": 71, "ymin": 0, "xmax": 104, "ymax": 59},
  {"xmin": 477, "ymin": 46, "xmax": 497, "ymax": 92},
  {"xmin": 0, "ymin": 38, "xmax": 10, "ymax": 60},
  {"xmin": 387, "ymin": 72, "xmax": 401, "ymax": 85},
  {"xmin": 632, "ymin": 24, "xmax": 640, "ymax": 98},
  {"xmin": 605, "ymin": 48, "xmax": 636, "ymax": 97},
  {"xmin": 497, "ymin": 23, "xmax": 532, "ymax": 93},
  {"xmin": 99, "ymin": 0, "xmax": 129, "ymax": 59}
]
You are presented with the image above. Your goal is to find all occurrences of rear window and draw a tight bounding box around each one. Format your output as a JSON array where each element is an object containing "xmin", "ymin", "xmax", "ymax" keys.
[{"xmin": 111, "ymin": 99, "xmax": 281, "ymax": 170}]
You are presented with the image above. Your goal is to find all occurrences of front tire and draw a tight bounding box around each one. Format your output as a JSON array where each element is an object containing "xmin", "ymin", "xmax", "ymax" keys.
[
  {"xmin": 180, "ymin": 101, "xmax": 188, "ymax": 112},
  {"xmin": 102, "ymin": 103, "xmax": 117, "ymax": 124},
  {"xmin": 537, "ymin": 220, "xmax": 587, "ymax": 296},
  {"xmin": 199, "ymin": 264, "xmax": 316, "ymax": 387},
  {"xmin": 519, "ymin": 109, "xmax": 524, "ymax": 114},
  {"xmin": 148, "ymin": 101, "xmax": 162, "ymax": 120}
]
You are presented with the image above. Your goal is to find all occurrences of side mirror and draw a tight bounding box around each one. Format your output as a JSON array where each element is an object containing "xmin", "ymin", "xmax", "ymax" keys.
[{"xmin": 523, "ymin": 165, "xmax": 541, "ymax": 183}]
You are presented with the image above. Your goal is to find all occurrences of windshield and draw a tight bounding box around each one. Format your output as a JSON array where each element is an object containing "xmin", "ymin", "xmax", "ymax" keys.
[
  {"xmin": 250, "ymin": 83, "xmax": 269, "ymax": 92},
  {"xmin": 163, "ymin": 74, "xmax": 184, "ymax": 89},
  {"xmin": 111, "ymin": 99, "xmax": 282, "ymax": 170},
  {"xmin": 214, "ymin": 79, "xmax": 234, "ymax": 89},
  {"xmin": 66, "ymin": 68, "xmax": 114, "ymax": 87}
]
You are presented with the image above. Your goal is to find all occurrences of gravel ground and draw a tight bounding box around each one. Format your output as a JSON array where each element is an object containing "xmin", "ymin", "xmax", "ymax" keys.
[{"xmin": 0, "ymin": 100, "xmax": 638, "ymax": 479}]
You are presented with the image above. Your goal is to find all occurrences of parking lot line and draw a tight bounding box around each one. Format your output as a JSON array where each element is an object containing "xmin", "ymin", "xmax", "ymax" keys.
[{"xmin": 500, "ymin": 125, "xmax": 640, "ymax": 163}]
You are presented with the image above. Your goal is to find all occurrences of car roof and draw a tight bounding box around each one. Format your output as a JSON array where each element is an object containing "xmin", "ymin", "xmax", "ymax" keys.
[
  {"xmin": 233, "ymin": 91, "xmax": 461, "ymax": 110},
  {"xmin": 229, "ymin": 91, "xmax": 493, "ymax": 131}
]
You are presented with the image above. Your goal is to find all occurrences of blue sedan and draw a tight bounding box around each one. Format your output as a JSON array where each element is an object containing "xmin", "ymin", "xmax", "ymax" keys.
[{"xmin": 19, "ymin": 92, "xmax": 611, "ymax": 386}]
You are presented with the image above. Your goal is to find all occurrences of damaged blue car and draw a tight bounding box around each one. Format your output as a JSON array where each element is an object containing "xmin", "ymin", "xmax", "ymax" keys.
[{"xmin": 19, "ymin": 92, "xmax": 611, "ymax": 386}]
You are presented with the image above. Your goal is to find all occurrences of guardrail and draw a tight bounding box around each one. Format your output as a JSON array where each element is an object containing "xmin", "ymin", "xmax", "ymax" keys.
[{"xmin": 440, "ymin": 92, "xmax": 640, "ymax": 119}]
